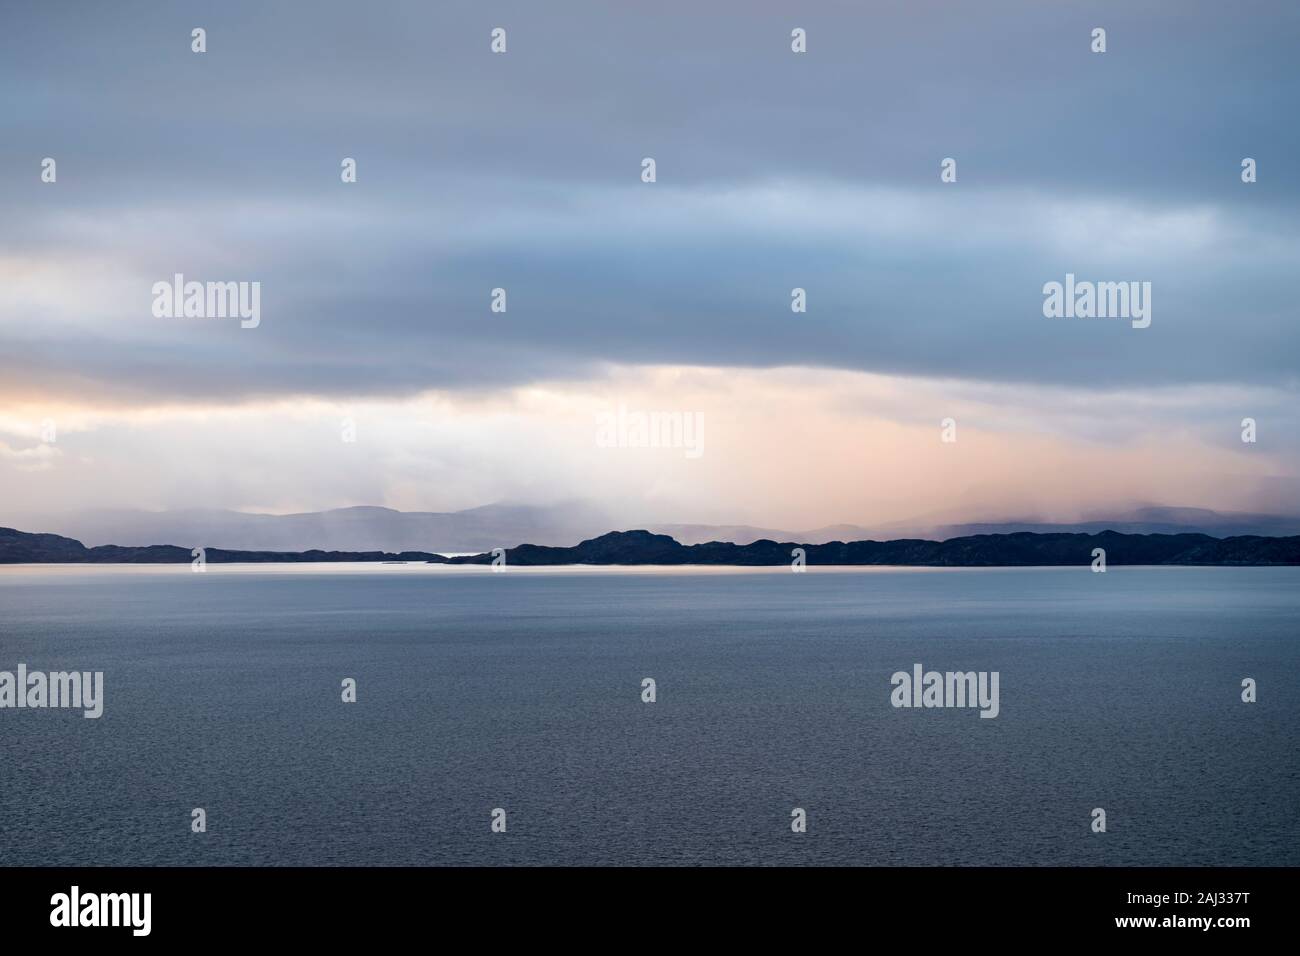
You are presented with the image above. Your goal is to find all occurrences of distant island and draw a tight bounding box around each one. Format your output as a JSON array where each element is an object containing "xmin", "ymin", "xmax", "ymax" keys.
[{"xmin": 3, "ymin": 527, "xmax": 1298, "ymax": 566}]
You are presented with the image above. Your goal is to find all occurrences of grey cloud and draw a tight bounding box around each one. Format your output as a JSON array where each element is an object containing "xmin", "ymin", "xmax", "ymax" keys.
[{"xmin": 2, "ymin": 0, "xmax": 1298, "ymax": 404}]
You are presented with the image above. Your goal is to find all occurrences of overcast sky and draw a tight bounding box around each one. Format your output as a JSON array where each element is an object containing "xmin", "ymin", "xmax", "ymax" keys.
[{"xmin": 2, "ymin": 0, "xmax": 1297, "ymax": 529}]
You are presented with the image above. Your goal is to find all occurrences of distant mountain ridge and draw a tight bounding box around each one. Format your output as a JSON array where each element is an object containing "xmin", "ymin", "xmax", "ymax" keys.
[
  {"xmin": 10, "ymin": 502, "xmax": 615, "ymax": 553},
  {"xmin": 922, "ymin": 506, "xmax": 1300, "ymax": 540},
  {"xmin": 8, "ymin": 503, "xmax": 1300, "ymax": 552},
  {"xmin": 3, "ymin": 527, "xmax": 1298, "ymax": 567}
]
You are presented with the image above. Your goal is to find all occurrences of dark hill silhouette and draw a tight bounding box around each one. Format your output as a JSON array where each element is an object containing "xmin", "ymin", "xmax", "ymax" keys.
[
  {"xmin": 442, "ymin": 529, "xmax": 1300, "ymax": 566},
  {"xmin": 3, "ymin": 527, "xmax": 1298, "ymax": 566}
]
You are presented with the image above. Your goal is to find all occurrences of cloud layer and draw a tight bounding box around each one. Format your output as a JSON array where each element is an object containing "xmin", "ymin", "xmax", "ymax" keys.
[{"xmin": 1, "ymin": 1, "xmax": 1297, "ymax": 524}]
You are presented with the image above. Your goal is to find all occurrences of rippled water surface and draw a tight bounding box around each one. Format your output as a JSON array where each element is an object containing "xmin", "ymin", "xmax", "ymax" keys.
[{"xmin": 1, "ymin": 564, "xmax": 1296, "ymax": 865}]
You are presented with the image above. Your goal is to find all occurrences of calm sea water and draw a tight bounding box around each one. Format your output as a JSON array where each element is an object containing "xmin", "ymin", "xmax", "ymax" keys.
[{"xmin": 1, "ymin": 564, "xmax": 1296, "ymax": 866}]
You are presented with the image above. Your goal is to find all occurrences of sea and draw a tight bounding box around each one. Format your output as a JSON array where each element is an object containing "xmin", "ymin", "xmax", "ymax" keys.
[{"xmin": 1, "ymin": 564, "xmax": 1296, "ymax": 866}]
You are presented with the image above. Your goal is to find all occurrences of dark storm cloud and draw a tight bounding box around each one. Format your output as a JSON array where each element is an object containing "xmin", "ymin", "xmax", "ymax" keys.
[{"xmin": 2, "ymin": 0, "xmax": 1298, "ymax": 403}]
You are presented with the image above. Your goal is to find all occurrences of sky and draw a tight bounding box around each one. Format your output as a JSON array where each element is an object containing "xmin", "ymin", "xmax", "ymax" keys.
[{"xmin": 2, "ymin": 0, "xmax": 1298, "ymax": 531}]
